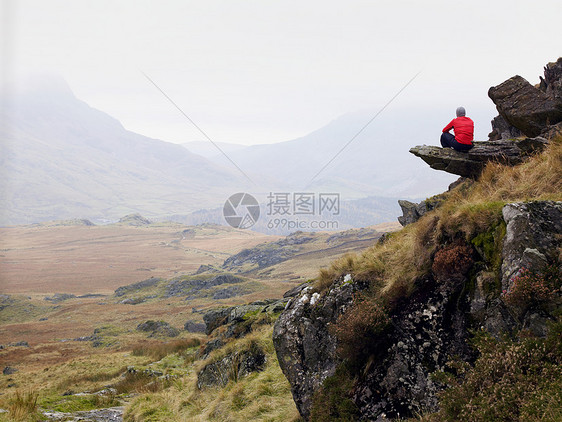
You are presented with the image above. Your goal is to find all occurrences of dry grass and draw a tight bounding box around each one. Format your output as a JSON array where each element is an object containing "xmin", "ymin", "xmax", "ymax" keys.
[
  {"xmin": 124, "ymin": 326, "xmax": 300, "ymax": 422},
  {"xmin": 131, "ymin": 338, "xmax": 201, "ymax": 361},
  {"xmin": 2, "ymin": 390, "xmax": 39, "ymax": 422}
]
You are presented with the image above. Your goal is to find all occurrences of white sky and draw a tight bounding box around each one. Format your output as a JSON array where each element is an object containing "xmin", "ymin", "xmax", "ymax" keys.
[{"xmin": 1, "ymin": 0, "xmax": 561, "ymax": 145}]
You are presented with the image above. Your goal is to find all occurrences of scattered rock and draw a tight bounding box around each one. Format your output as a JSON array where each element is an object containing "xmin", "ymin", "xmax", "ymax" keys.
[
  {"xmin": 136, "ymin": 320, "xmax": 179, "ymax": 338},
  {"xmin": 194, "ymin": 264, "xmax": 221, "ymax": 274},
  {"xmin": 222, "ymin": 232, "xmax": 314, "ymax": 271},
  {"xmin": 42, "ymin": 406, "xmax": 123, "ymax": 421},
  {"xmin": 212, "ymin": 285, "xmax": 247, "ymax": 300},
  {"xmin": 44, "ymin": 293, "xmax": 76, "ymax": 303},
  {"xmin": 9, "ymin": 341, "xmax": 29, "ymax": 347},
  {"xmin": 540, "ymin": 57, "xmax": 562, "ymax": 102},
  {"xmin": 200, "ymin": 338, "xmax": 225, "ymax": 357},
  {"xmin": 167, "ymin": 273, "xmax": 244, "ymax": 298},
  {"xmin": 202, "ymin": 307, "xmax": 234, "ymax": 335},
  {"xmin": 410, "ymin": 137, "xmax": 549, "ymax": 178},
  {"xmin": 397, "ymin": 197, "xmax": 442, "ymax": 226},
  {"xmin": 3, "ymin": 366, "xmax": 17, "ymax": 375}
]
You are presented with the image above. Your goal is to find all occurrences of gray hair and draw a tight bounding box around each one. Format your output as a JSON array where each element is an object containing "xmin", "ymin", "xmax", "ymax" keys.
[{"xmin": 456, "ymin": 106, "xmax": 466, "ymax": 117}]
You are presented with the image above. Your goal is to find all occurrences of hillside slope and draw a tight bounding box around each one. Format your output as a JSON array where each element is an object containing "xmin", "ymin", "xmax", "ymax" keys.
[{"xmin": 0, "ymin": 76, "xmax": 248, "ymax": 225}]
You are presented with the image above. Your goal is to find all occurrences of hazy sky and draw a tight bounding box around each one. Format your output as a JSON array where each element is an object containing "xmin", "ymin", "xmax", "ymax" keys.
[{"xmin": 2, "ymin": 0, "xmax": 561, "ymax": 145}]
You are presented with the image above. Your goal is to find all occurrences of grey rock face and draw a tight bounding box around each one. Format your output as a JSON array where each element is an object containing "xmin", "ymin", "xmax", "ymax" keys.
[
  {"xmin": 501, "ymin": 201, "xmax": 562, "ymax": 292},
  {"xmin": 410, "ymin": 137, "xmax": 549, "ymax": 178},
  {"xmin": 272, "ymin": 281, "xmax": 358, "ymax": 419},
  {"xmin": 354, "ymin": 277, "xmax": 474, "ymax": 420},
  {"xmin": 488, "ymin": 75, "xmax": 562, "ymax": 137}
]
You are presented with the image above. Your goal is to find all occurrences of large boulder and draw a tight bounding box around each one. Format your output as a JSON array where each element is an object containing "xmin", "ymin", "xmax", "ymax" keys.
[
  {"xmin": 409, "ymin": 137, "xmax": 549, "ymax": 178},
  {"xmin": 273, "ymin": 281, "xmax": 357, "ymax": 419},
  {"xmin": 488, "ymin": 75, "xmax": 562, "ymax": 137}
]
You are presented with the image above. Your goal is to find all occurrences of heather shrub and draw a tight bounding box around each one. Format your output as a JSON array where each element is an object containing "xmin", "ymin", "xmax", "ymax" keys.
[
  {"xmin": 430, "ymin": 320, "xmax": 562, "ymax": 422},
  {"xmin": 502, "ymin": 266, "xmax": 561, "ymax": 311},
  {"xmin": 431, "ymin": 242, "xmax": 474, "ymax": 282}
]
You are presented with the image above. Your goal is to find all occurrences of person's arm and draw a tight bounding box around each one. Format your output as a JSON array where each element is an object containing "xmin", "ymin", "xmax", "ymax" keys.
[{"xmin": 442, "ymin": 119, "xmax": 455, "ymax": 133}]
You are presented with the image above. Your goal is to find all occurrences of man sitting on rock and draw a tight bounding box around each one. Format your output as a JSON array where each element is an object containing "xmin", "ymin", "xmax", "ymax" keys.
[{"xmin": 440, "ymin": 106, "xmax": 474, "ymax": 151}]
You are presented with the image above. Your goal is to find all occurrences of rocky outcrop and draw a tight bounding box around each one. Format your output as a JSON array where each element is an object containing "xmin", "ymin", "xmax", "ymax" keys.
[
  {"xmin": 273, "ymin": 201, "xmax": 561, "ymax": 420},
  {"xmin": 488, "ymin": 75, "xmax": 562, "ymax": 138},
  {"xmin": 114, "ymin": 277, "xmax": 161, "ymax": 297},
  {"xmin": 487, "ymin": 58, "xmax": 562, "ymax": 140},
  {"xmin": 222, "ymin": 232, "xmax": 314, "ymax": 272},
  {"xmin": 203, "ymin": 299, "xmax": 286, "ymax": 336},
  {"xmin": 540, "ymin": 57, "xmax": 562, "ymax": 102},
  {"xmin": 117, "ymin": 213, "xmax": 151, "ymax": 226},
  {"xmin": 273, "ymin": 282, "xmax": 358, "ymax": 419},
  {"xmin": 409, "ymin": 137, "xmax": 549, "ymax": 178},
  {"xmin": 488, "ymin": 114, "xmax": 522, "ymax": 141},
  {"xmin": 197, "ymin": 345, "xmax": 266, "ymax": 388},
  {"xmin": 397, "ymin": 198, "xmax": 441, "ymax": 226}
]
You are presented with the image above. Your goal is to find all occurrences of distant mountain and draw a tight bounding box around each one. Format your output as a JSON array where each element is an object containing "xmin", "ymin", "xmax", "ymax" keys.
[
  {"xmin": 209, "ymin": 109, "xmax": 463, "ymax": 198},
  {"xmin": 0, "ymin": 75, "xmax": 480, "ymax": 228},
  {"xmin": 0, "ymin": 75, "xmax": 250, "ymax": 225},
  {"xmin": 182, "ymin": 141, "xmax": 246, "ymax": 159}
]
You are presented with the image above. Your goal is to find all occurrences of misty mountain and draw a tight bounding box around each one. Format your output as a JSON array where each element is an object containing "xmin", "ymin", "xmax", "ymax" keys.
[
  {"xmin": 208, "ymin": 109, "xmax": 461, "ymax": 198},
  {"xmin": 182, "ymin": 141, "xmax": 246, "ymax": 159},
  {"xmin": 0, "ymin": 76, "xmax": 470, "ymax": 228},
  {"xmin": 0, "ymin": 76, "xmax": 250, "ymax": 225}
]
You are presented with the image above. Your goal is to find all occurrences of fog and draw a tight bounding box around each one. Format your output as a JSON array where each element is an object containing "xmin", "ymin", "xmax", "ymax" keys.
[{"xmin": 2, "ymin": 0, "xmax": 561, "ymax": 145}]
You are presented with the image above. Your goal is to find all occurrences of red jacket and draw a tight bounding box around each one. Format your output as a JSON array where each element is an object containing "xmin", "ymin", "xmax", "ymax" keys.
[{"xmin": 442, "ymin": 116, "xmax": 474, "ymax": 145}]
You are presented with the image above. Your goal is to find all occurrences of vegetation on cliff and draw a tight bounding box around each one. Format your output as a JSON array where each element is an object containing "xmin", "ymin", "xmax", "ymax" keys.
[{"xmin": 304, "ymin": 136, "xmax": 561, "ymax": 421}]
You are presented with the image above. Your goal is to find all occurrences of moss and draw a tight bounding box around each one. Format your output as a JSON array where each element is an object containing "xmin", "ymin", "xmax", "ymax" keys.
[
  {"xmin": 39, "ymin": 393, "xmax": 120, "ymax": 413},
  {"xmin": 471, "ymin": 221, "xmax": 506, "ymax": 272},
  {"xmin": 309, "ymin": 364, "xmax": 359, "ymax": 421}
]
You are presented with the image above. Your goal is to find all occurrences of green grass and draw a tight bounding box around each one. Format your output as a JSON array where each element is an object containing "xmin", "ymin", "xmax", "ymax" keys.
[{"xmin": 124, "ymin": 326, "xmax": 300, "ymax": 421}]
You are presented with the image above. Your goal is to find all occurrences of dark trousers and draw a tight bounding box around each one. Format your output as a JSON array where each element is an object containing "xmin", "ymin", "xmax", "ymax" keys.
[{"xmin": 440, "ymin": 132, "xmax": 473, "ymax": 152}]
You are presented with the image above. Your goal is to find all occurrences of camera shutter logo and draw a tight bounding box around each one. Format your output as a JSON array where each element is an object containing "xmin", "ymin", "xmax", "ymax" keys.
[{"xmin": 223, "ymin": 193, "xmax": 260, "ymax": 229}]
